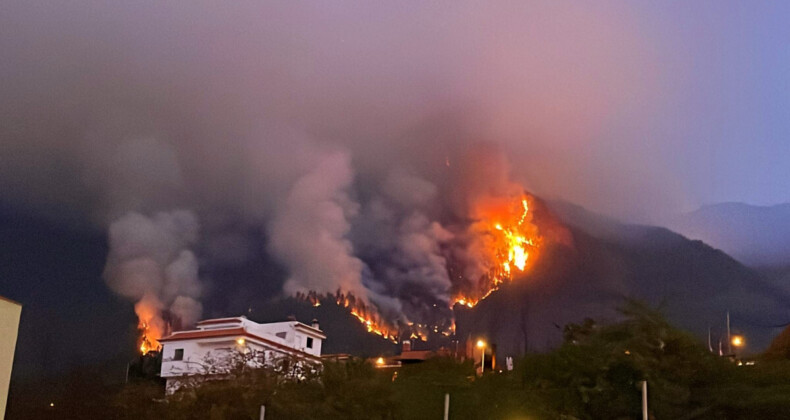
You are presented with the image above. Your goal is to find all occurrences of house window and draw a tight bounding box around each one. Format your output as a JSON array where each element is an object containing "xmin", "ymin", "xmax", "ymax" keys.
[
  {"xmin": 173, "ymin": 349, "xmax": 184, "ymax": 361},
  {"xmin": 306, "ymin": 337, "xmax": 314, "ymax": 349},
  {"xmin": 276, "ymin": 332, "xmax": 287, "ymax": 339}
]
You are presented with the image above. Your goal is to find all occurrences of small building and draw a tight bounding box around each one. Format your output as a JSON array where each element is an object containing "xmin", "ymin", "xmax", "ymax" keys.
[
  {"xmin": 397, "ymin": 340, "xmax": 437, "ymax": 364},
  {"xmin": 159, "ymin": 316, "xmax": 325, "ymax": 394}
]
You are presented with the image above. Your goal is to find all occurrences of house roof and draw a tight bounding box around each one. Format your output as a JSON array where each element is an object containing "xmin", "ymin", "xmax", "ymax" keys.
[
  {"xmin": 396, "ymin": 350, "xmax": 435, "ymax": 361},
  {"xmin": 195, "ymin": 317, "xmax": 246, "ymax": 326},
  {"xmin": 194, "ymin": 317, "xmax": 325, "ymax": 339},
  {"xmin": 160, "ymin": 327, "xmax": 321, "ymax": 362},
  {"xmin": 160, "ymin": 327, "xmax": 247, "ymax": 341}
]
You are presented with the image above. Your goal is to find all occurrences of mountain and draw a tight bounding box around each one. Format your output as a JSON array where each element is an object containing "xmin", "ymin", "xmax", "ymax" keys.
[
  {"xmin": 667, "ymin": 202, "xmax": 790, "ymax": 267},
  {"xmin": 5, "ymin": 195, "xmax": 789, "ymax": 390},
  {"xmin": 455, "ymin": 200, "xmax": 790, "ymax": 359}
]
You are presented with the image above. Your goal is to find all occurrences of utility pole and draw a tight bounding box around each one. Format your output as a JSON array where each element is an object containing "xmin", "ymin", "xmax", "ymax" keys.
[
  {"xmin": 641, "ymin": 381, "xmax": 648, "ymax": 420},
  {"xmin": 727, "ymin": 311, "xmax": 732, "ymax": 355},
  {"xmin": 443, "ymin": 393, "xmax": 450, "ymax": 420}
]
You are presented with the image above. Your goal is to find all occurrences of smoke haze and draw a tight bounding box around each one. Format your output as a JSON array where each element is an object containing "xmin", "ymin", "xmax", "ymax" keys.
[{"xmin": 2, "ymin": 2, "xmax": 790, "ymax": 328}]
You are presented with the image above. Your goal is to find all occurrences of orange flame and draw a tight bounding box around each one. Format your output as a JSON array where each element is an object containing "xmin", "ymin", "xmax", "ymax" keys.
[
  {"xmin": 337, "ymin": 293, "xmax": 399, "ymax": 343},
  {"xmin": 138, "ymin": 323, "xmax": 160, "ymax": 355},
  {"xmin": 135, "ymin": 299, "xmax": 164, "ymax": 355},
  {"xmin": 453, "ymin": 194, "xmax": 540, "ymax": 308},
  {"xmin": 295, "ymin": 291, "xmax": 400, "ymax": 342}
]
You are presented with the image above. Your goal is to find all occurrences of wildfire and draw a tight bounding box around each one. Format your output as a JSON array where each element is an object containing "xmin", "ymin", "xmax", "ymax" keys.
[
  {"xmin": 138, "ymin": 321, "xmax": 161, "ymax": 355},
  {"xmin": 135, "ymin": 300, "xmax": 164, "ymax": 355},
  {"xmin": 338, "ymin": 294, "xmax": 399, "ymax": 343},
  {"xmin": 291, "ymin": 195, "xmax": 540, "ymax": 342},
  {"xmin": 453, "ymin": 194, "xmax": 540, "ymax": 308},
  {"xmin": 295, "ymin": 291, "xmax": 399, "ymax": 342}
]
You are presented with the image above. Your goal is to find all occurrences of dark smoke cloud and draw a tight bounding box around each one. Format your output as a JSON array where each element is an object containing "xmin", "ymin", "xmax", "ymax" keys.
[
  {"xmin": 1, "ymin": 1, "xmax": 684, "ymax": 324},
  {"xmin": 353, "ymin": 169, "xmax": 454, "ymax": 324}
]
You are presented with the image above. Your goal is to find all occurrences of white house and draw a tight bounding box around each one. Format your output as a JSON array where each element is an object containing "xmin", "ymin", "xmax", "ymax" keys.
[{"xmin": 159, "ymin": 316, "xmax": 326, "ymax": 393}]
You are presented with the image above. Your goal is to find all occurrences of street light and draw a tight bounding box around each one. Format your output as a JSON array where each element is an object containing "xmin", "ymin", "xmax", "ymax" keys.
[
  {"xmin": 731, "ymin": 335, "xmax": 744, "ymax": 348},
  {"xmin": 476, "ymin": 340, "xmax": 486, "ymax": 373},
  {"xmin": 237, "ymin": 337, "xmax": 246, "ymax": 346}
]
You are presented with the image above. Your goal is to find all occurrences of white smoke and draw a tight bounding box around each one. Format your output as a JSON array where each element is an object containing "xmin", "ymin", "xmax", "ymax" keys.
[
  {"xmin": 103, "ymin": 210, "xmax": 203, "ymax": 334},
  {"xmin": 268, "ymin": 151, "xmax": 369, "ymax": 299}
]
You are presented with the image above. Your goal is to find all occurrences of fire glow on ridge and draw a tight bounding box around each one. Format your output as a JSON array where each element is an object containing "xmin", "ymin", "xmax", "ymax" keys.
[{"xmin": 453, "ymin": 194, "xmax": 540, "ymax": 309}]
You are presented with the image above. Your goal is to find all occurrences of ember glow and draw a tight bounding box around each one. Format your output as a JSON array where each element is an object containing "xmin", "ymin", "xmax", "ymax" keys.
[{"xmin": 453, "ymin": 194, "xmax": 541, "ymax": 308}]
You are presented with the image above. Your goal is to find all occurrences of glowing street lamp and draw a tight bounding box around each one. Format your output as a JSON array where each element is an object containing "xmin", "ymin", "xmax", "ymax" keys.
[
  {"xmin": 731, "ymin": 335, "xmax": 744, "ymax": 348},
  {"xmin": 376, "ymin": 357, "xmax": 385, "ymax": 366},
  {"xmin": 476, "ymin": 340, "xmax": 487, "ymax": 374},
  {"xmin": 236, "ymin": 337, "xmax": 246, "ymax": 346}
]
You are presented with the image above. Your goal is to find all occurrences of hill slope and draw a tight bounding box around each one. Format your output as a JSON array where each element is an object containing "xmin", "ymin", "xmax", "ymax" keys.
[
  {"xmin": 455, "ymin": 200, "xmax": 790, "ymax": 359},
  {"xmin": 667, "ymin": 202, "xmax": 790, "ymax": 267}
]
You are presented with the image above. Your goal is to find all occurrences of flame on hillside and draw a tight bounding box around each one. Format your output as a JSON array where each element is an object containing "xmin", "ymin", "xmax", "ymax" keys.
[
  {"xmin": 138, "ymin": 323, "xmax": 161, "ymax": 355},
  {"xmin": 296, "ymin": 291, "xmax": 400, "ymax": 343},
  {"xmin": 135, "ymin": 301, "xmax": 164, "ymax": 355},
  {"xmin": 452, "ymin": 193, "xmax": 541, "ymax": 308},
  {"xmin": 294, "ymin": 194, "xmax": 540, "ymax": 342}
]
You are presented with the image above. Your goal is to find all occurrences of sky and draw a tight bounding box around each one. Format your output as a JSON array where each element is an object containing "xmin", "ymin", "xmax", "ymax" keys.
[
  {"xmin": 2, "ymin": 1, "xmax": 789, "ymax": 223},
  {"xmin": 1, "ymin": 0, "xmax": 790, "ymax": 381}
]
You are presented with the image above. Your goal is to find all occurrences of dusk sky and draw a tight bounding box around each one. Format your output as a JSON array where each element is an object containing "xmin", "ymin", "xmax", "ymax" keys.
[{"xmin": 2, "ymin": 0, "xmax": 790, "ymax": 392}]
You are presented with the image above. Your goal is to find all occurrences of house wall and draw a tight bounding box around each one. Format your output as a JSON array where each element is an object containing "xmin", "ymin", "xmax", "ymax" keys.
[
  {"xmin": 252, "ymin": 322, "xmax": 324, "ymax": 357},
  {"xmin": 161, "ymin": 337, "xmax": 258, "ymax": 378},
  {"xmin": 160, "ymin": 317, "xmax": 325, "ymax": 394},
  {"xmin": 0, "ymin": 297, "xmax": 22, "ymax": 418}
]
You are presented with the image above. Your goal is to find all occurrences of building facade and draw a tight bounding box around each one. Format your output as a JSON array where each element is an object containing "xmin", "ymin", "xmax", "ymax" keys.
[
  {"xmin": 0, "ymin": 296, "xmax": 22, "ymax": 417},
  {"xmin": 159, "ymin": 316, "xmax": 325, "ymax": 394}
]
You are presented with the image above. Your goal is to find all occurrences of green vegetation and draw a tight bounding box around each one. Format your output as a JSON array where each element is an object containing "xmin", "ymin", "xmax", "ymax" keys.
[{"xmin": 24, "ymin": 302, "xmax": 790, "ymax": 419}]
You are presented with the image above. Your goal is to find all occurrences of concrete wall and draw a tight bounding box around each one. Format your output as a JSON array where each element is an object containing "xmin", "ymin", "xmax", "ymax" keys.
[
  {"xmin": 253, "ymin": 322, "xmax": 324, "ymax": 357},
  {"xmin": 161, "ymin": 337, "xmax": 259, "ymax": 378},
  {"xmin": 0, "ymin": 296, "xmax": 21, "ymax": 418}
]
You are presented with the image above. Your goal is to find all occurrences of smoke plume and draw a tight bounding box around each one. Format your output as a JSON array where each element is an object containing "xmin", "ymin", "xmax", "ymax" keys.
[
  {"xmin": 268, "ymin": 151, "xmax": 367, "ymax": 299},
  {"xmin": 103, "ymin": 210, "xmax": 203, "ymax": 341},
  {"xmin": 0, "ymin": 1, "xmax": 714, "ymax": 336}
]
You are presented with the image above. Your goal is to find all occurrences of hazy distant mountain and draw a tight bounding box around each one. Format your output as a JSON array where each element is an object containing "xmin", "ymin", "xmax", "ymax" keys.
[
  {"xmin": 667, "ymin": 202, "xmax": 790, "ymax": 267},
  {"xmin": 455, "ymin": 199, "xmax": 790, "ymax": 358}
]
